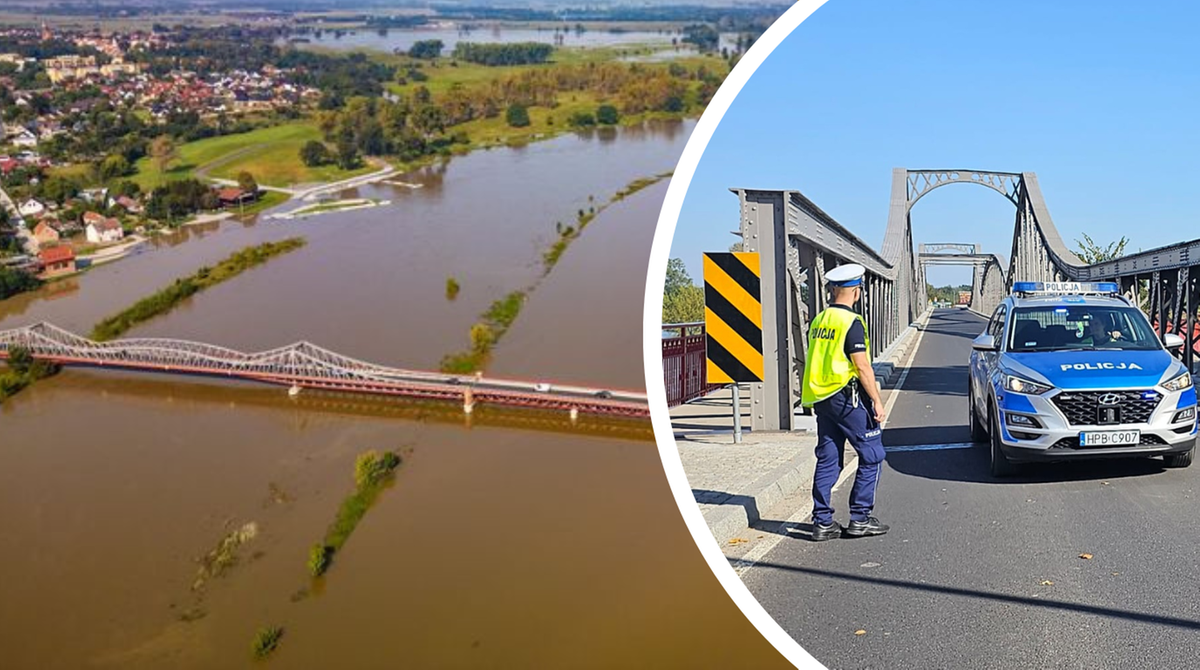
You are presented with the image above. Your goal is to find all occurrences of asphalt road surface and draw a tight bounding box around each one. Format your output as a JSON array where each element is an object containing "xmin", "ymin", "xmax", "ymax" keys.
[{"xmin": 742, "ymin": 309, "xmax": 1200, "ymax": 670}]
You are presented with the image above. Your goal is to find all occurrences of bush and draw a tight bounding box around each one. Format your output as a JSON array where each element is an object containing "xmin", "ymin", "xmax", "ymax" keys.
[
  {"xmin": 596, "ymin": 104, "xmax": 620, "ymax": 125},
  {"xmin": 445, "ymin": 277, "xmax": 460, "ymax": 300},
  {"xmin": 506, "ymin": 104, "xmax": 531, "ymax": 128},
  {"xmin": 299, "ymin": 140, "xmax": 332, "ymax": 167},
  {"xmin": 251, "ymin": 626, "xmax": 283, "ymax": 660},
  {"xmin": 308, "ymin": 544, "xmax": 333, "ymax": 577},
  {"xmin": 470, "ymin": 322, "xmax": 496, "ymax": 353},
  {"xmin": 568, "ymin": 111, "xmax": 596, "ymax": 128},
  {"xmin": 354, "ymin": 450, "xmax": 402, "ymax": 489}
]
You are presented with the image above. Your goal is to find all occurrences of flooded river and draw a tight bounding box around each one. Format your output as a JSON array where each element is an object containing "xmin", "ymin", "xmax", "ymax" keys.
[
  {"xmin": 281, "ymin": 25, "xmax": 680, "ymax": 54},
  {"xmin": 0, "ymin": 122, "xmax": 788, "ymax": 668},
  {"xmin": 281, "ymin": 26, "xmax": 745, "ymax": 61}
]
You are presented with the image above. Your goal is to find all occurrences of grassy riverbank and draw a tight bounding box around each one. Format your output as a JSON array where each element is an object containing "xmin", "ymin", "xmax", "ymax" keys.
[
  {"xmin": 131, "ymin": 122, "xmax": 371, "ymax": 189},
  {"xmin": 90, "ymin": 238, "xmax": 307, "ymax": 341}
]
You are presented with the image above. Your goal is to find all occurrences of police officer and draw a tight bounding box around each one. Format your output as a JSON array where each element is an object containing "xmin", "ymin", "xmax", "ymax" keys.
[{"xmin": 802, "ymin": 264, "xmax": 889, "ymax": 541}]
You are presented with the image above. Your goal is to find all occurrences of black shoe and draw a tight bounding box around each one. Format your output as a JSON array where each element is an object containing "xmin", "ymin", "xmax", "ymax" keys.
[
  {"xmin": 810, "ymin": 521, "xmax": 843, "ymax": 542},
  {"xmin": 844, "ymin": 517, "xmax": 889, "ymax": 538}
]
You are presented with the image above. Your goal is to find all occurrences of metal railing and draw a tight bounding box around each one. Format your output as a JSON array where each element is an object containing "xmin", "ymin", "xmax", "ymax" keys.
[{"xmin": 662, "ymin": 321, "xmax": 723, "ymax": 407}]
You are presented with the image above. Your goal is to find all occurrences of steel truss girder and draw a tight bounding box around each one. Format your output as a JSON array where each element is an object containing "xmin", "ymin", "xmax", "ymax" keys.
[{"xmin": 0, "ymin": 323, "xmax": 649, "ymax": 417}]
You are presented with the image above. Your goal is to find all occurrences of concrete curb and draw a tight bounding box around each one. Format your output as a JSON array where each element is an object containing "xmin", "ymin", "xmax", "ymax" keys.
[{"xmin": 701, "ymin": 446, "xmax": 818, "ymax": 545}]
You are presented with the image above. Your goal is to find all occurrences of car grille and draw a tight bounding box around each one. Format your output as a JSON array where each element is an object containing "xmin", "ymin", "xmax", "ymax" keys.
[
  {"xmin": 1052, "ymin": 434, "xmax": 1167, "ymax": 449},
  {"xmin": 1051, "ymin": 390, "xmax": 1161, "ymax": 426}
]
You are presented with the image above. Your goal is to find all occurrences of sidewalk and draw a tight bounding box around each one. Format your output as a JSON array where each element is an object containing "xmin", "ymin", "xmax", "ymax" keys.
[{"xmin": 670, "ymin": 310, "xmax": 932, "ymax": 546}]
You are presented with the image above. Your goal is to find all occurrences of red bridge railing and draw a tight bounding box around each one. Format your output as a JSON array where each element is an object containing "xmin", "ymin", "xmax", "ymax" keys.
[{"xmin": 662, "ymin": 322, "xmax": 724, "ymax": 407}]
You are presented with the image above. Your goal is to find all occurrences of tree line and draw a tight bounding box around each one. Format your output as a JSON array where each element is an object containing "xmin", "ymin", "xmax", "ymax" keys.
[{"xmin": 451, "ymin": 42, "xmax": 554, "ymax": 66}]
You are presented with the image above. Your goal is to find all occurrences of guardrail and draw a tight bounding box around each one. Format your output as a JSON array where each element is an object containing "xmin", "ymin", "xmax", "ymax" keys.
[{"xmin": 662, "ymin": 322, "xmax": 723, "ymax": 407}]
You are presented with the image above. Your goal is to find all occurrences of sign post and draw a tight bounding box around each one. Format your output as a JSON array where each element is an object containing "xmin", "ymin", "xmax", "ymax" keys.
[{"xmin": 703, "ymin": 252, "xmax": 764, "ymax": 443}]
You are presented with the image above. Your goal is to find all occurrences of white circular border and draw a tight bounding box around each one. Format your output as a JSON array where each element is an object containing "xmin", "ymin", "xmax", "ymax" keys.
[{"xmin": 642, "ymin": 2, "xmax": 832, "ymax": 668}]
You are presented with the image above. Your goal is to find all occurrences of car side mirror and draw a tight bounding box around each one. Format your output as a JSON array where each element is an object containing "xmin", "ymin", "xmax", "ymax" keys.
[
  {"xmin": 1164, "ymin": 333, "xmax": 1186, "ymax": 351},
  {"xmin": 972, "ymin": 334, "xmax": 998, "ymax": 352}
]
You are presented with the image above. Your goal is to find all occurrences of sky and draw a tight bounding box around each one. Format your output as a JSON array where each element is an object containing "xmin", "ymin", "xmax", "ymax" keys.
[{"xmin": 669, "ymin": 0, "xmax": 1200, "ymax": 288}]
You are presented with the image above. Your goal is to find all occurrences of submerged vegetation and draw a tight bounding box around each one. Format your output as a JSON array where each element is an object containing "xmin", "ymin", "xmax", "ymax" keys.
[
  {"xmin": 445, "ymin": 276, "xmax": 461, "ymax": 300},
  {"xmin": 440, "ymin": 172, "xmax": 671, "ymax": 374},
  {"xmin": 0, "ymin": 345, "xmax": 61, "ymax": 403},
  {"xmin": 90, "ymin": 238, "xmax": 306, "ymax": 341},
  {"xmin": 251, "ymin": 626, "xmax": 284, "ymax": 660},
  {"xmin": 193, "ymin": 522, "xmax": 259, "ymax": 592},
  {"xmin": 543, "ymin": 171, "xmax": 672, "ymax": 273},
  {"xmin": 308, "ymin": 450, "xmax": 402, "ymax": 578},
  {"xmin": 439, "ymin": 290, "xmax": 526, "ymax": 373}
]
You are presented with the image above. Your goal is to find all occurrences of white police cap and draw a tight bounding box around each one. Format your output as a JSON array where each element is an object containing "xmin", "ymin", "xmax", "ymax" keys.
[{"xmin": 826, "ymin": 263, "xmax": 866, "ymax": 287}]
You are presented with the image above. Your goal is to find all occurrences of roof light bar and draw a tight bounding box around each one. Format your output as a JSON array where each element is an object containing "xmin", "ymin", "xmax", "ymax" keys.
[{"xmin": 1012, "ymin": 281, "xmax": 1119, "ymax": 296}]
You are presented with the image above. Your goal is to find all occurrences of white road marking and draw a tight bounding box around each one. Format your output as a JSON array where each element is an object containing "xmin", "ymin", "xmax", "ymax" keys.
[
  {"xmin": 884, "ymin": 442, "xmax": 977, "ymax": 453},
  {"xmin": 732, "ymin": 460, "xmax": 858, "ymax": 577}
]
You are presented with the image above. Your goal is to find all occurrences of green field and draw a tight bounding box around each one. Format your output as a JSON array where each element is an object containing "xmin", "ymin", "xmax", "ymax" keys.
[
  {"xmin": 380, "ymin": 47, "xmax": 727, "ymax": 155},
  {"xmin": 132, "ymin": 123, "xmax": 371, "ymax": 190},
  {"xmin": 382, "ymin": 43, "xmax": 709, "ymax": 96}
]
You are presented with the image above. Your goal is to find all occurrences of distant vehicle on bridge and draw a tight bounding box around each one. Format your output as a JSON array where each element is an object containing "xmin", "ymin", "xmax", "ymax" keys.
[
  {"xmin": 969, "ymin": 281, "xmax": 1196, "ymax": 476},
  {"xmin": 957, "ymin": 291, "xmax": 971, "ymax": 308}
]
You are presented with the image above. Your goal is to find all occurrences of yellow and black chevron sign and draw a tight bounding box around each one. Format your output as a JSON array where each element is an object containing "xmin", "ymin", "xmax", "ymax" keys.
[{"xmin": 703, "ymin": 252, "xmax": 763, "ymax": 384}]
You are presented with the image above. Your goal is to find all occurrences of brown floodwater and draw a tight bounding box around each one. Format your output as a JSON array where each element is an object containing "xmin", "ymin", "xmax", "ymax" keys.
[{"xmin": 0, "ymin": 122, "xmax": 789, "ymax": 669}]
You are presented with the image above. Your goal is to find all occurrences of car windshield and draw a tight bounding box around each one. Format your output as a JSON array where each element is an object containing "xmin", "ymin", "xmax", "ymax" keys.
[{"xmin": 1007, "ymin": 305, "xmax": 1161, "ymax": 352}]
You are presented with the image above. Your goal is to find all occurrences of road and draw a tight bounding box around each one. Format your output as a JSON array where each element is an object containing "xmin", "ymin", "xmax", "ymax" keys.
[{"xmin": 740, "ymin": 309, "xmax": 1200, "ymax": 669}]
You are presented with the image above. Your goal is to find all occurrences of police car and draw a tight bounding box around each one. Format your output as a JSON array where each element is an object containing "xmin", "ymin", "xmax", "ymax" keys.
[{"xmin": 968, "ymin": 281, "xmax": 1197, "ymax": 476}]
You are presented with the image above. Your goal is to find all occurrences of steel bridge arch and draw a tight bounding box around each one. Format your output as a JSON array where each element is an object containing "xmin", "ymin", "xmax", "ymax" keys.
[
  {"xmin": 906, "ymin": 170, "xmax": 1023, "ymax": 212},
  {"xmin": 728, "ymin": 167, "xmax": 1093, "ymax": 431}
]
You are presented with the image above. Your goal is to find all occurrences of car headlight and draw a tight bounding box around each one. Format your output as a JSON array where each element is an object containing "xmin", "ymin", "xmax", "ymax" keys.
[
  {"xmin": 1162, "ymin": 371, "xmax": 1193, "ymax": 392},
  {"xmin": 1003, "ymin": 374, "xmax": 1053, "ymax": 395}
]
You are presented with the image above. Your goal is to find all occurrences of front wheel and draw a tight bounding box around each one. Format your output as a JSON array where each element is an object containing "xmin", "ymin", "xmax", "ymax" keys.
[
  {"xmin": 989, "ymin": 405, "xmax": 1019, "ymax": 478},
  {"xmin": 1164, "ymin": 448, "xmax": 1194, "ymax": 469},
  {"xmin": 969, "ymin": 381, "xmax": 987, "ymax": 443}
]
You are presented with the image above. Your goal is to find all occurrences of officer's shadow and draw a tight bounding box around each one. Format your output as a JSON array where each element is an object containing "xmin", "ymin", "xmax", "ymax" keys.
[{"xmin": 693, "ymin": 488, "xmax": 825, "ymax": 540}]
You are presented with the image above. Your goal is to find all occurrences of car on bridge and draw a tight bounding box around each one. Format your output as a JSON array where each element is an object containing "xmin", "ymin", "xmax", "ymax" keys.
[{"xmin": 969, "ymin": 281, "xmax": 1196, "ymax": 476}]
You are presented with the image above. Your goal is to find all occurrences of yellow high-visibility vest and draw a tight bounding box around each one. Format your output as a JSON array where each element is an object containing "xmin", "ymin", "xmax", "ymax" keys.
[{"xmin": 801, "ymin": 307, "xmax": 870, "ymax": 407}]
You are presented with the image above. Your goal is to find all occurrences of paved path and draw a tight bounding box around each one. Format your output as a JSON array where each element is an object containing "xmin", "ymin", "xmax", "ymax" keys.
[{"xmin": 735, "ymin": 308, "xmax": 1200, "ymax": 670}]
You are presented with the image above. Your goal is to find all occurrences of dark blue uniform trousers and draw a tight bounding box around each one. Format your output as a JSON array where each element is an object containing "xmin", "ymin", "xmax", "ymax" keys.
[{"xmin": 811, "ymin": 385, "xmax": 886, "ymax": 525}]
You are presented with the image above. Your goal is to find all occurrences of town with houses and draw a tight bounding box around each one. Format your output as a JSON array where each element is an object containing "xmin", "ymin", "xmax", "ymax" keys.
[{"xmin": 0, "ymin": 22, "xmax": 322, "ymax": 281}]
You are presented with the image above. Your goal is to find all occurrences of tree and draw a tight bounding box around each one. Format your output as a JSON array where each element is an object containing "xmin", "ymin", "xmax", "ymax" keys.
[
  {"xmin": 236, "ymin": 171, "xmax": 258, "ymax": 194},
  {"xmin": 336, "ymin": 138, "xmax": 360, "ymax": 170},
  {"xmin": 596, "ymin": 104, "xmax": 619, "ymax": 125},
  {"xmin": 38, "ymin": 176, "xmax": 78, "ymax": 205},
  {"xmin": 148, "ymin": 135, "xmax": 178, "ymax": 185},
  {"xmin": 505, "ymin": 103, "xmax": 531, "ymax": 128},
  {"xmin": 412, "ymin": 104, "xmax": 446, "ymax": 138},
  {"xmin": 299, "ymin": 140, "xmax": 331, "ymax": 167},
  {"xmin": 663, "ymin": 284, "xmax": 705, "ymax": 324},
  {"xmin": 1075, "ymin": 233, "xmax": 1129, "ymax": 264},
  {"xmin": 662, "ymin": 258, "xmax": 706, "ymax": 324},
  {"xmin": 664, "ymin": 258, "xmax": 694, "ymax": 296},
  {"xmin": 408, "ymin": 39, "xmax": 444, "ymax": 59},
  {"xmin": 568, "ymin": 111, "xmax": 596, "ymax": 128},
  {"xmin": 6, "ymin": 345, "xmax": 34, "ymax": 375},
  {"xmin": 99, "ymin": 154, "xmax": 132, "ymax": 181}
]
